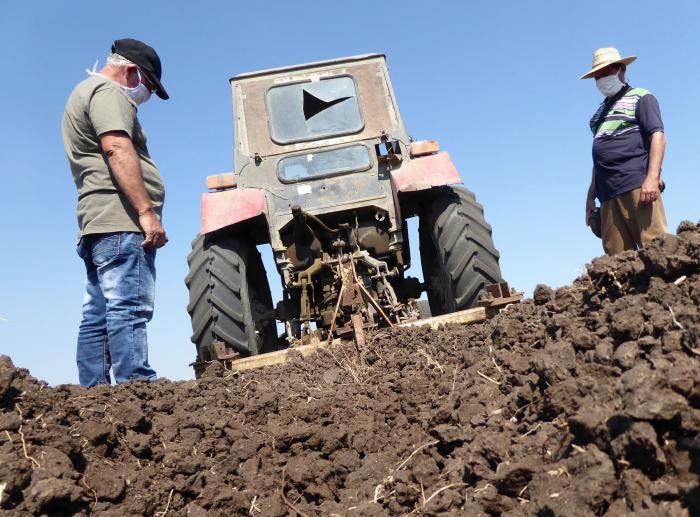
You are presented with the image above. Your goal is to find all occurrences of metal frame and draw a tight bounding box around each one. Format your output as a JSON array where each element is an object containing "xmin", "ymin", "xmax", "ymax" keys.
[{"xmin": 230, "ymin": 53, "xmax": 386, "ymax": 81}]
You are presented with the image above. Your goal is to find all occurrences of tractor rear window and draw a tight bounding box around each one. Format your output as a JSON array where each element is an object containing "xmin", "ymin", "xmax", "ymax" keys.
[
  {"xmin": 277, "ymin": 145, "xmax": 371, "ymax": 182},
  {"xmin": 267, "ymin": 76, "xmax": 363, "ymax": 144}
]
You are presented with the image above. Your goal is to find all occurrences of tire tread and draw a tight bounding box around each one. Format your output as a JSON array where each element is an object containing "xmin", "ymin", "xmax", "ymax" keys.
[
  {"xmin": 419, "ymin": 186, "xmax": 502, "ymax": 314},
  {"xmin": 185, "ymin": 233, "xmax": 277, "ymax": 371}
]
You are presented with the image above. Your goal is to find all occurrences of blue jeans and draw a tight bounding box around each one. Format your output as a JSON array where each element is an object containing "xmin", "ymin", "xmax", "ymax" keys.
[{"xmin": 76, "ymin": 232, "xmax": 157, "ymax": 386}]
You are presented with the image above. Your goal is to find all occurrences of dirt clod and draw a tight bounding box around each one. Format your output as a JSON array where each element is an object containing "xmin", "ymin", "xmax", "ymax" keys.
[{"xmin": 2, "ymin": 225, "xmax": 700, "ymax": 515}]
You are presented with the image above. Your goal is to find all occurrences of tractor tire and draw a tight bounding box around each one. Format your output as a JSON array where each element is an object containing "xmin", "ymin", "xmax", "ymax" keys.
[
  {"xmin": 186, "ymin": 233, "xmax": 277, "ymax": 370},
  {"xmin": 419, "ymin": 186, "xmax": 502, "ymax": 315}
]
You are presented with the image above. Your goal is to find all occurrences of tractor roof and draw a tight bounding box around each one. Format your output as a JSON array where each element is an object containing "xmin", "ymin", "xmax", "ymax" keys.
[{"xmin": 230, "ymin": 53, "xmax": 385, "ymax": 81}]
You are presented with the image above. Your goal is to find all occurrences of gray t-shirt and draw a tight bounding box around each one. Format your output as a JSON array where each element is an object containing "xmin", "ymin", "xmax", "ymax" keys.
[{"xmin": 62, "ymin": 75, "xmax": 164, "ymax": 236}]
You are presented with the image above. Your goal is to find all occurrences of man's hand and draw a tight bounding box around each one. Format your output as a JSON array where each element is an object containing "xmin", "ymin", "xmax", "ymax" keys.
[
  {"xmin": 641, "ymin": 131, "xmax": 665, "ymax": 205},
  {"xmin": 586, "ymin": 167, "xmax": 597, "ymax": 225},
  {"xmin": 139, "ymin": 209, "xmax": 168, "ymax": 250},
  {"xmin": 585, "ymin": 195, "xmax": 596, "ymax": 226},
  {"xmin": 640, "ymin": 176, "xmax": 660, "ymax": 204}
]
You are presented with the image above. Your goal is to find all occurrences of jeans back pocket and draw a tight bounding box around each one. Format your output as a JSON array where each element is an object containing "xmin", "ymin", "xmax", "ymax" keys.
[{"xmin": 91, "ymin": 233, "xmax": 120, "ymax": 266}]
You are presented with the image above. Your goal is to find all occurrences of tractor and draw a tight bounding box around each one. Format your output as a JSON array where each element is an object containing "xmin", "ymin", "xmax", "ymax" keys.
[{"xmin": 186, "ymin": 54, "xmax": 503, "ymax": 376}]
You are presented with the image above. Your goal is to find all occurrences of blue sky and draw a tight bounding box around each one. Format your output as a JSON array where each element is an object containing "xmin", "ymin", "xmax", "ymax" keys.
[{"xmin": 1, "ymin": 1, "xmax": 699, "ymax": 385}]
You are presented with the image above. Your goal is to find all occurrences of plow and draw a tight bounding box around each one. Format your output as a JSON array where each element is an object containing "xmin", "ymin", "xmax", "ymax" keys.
[{"xmin": 201, "ymin": 226, "xmax": 522, "ymax": 371}]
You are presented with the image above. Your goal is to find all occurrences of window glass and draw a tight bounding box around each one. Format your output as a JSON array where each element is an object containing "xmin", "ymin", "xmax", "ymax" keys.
[
  {"xmin": 278, "ymin": 145, "xmax": 371, "ymax": 182},
  {"xmin": 267, "ymin": 76, "xmax": 363, "ymax": 143}
]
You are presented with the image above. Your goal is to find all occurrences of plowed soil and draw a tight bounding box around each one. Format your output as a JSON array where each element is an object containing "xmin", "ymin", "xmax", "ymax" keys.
[{"xmin": 2, "ymin": 223, "xmax": 700, "ymax": 516}]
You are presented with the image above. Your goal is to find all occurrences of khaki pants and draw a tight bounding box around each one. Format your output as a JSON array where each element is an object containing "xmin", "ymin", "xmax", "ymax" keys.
[{"xmin": 601, "ymin": 188, "xmax": 668, "ymax": 255}]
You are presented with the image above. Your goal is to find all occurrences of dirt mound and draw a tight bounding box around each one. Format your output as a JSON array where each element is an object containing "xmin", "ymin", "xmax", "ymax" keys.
[{"xmin": 2, "ymin": 224, "xmax": 700, "ymax": 516}]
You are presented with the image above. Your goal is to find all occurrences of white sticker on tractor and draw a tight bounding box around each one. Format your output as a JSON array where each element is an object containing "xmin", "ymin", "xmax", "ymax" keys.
[{"xmin": 297, "ymin": 185, "xmax": 312, "ymax": 195}]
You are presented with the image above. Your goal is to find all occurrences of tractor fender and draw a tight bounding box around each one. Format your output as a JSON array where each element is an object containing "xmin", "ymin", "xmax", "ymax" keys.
[
  {"xmin": 200, "ymin": 188, "xmax": 267, "ymax": 234},
  {"xmin": 390, "ymin": 151, "xmax": 462, "ymax": 192}
]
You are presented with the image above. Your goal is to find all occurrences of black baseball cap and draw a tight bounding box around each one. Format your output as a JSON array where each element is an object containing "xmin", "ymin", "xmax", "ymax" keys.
[{"xmin": 111, "ymin": 38, "xmax": 169, "ymax": 100}]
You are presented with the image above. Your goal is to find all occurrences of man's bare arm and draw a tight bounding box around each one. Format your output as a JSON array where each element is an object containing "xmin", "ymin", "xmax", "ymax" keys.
[
  {"xmin": 640, "ymin": 131, "xmax": 666, "ymax": 204},
  {"xmin": 99, "ymin": 131, "xmax": 167, "ymax": 249}
]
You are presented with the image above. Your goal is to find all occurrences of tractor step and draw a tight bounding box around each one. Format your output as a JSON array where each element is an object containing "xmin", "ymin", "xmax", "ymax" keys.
[
  {"xmin": 398, "ymin": 306, "xmax": 487, "ymax": 330},
  {"xmin": 227, "ymin": 338, "xmax": 341, "ymax": 371}
]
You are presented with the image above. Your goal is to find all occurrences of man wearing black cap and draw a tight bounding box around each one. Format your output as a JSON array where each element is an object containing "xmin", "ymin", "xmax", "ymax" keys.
[{"xmin": 61, "ymin": 38, "xmax": 169, "ymax": 386}]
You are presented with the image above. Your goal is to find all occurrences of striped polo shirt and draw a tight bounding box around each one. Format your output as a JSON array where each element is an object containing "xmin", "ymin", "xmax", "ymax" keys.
[{"xmin": 590, "ymin": 84, "xmax": 664, "ymax": 202}]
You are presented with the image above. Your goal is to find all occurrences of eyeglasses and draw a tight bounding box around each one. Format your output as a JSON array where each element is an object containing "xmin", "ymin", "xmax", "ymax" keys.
[{"xmin": 137, "ymin": 68, "xmax": 157, "ymax": 94}]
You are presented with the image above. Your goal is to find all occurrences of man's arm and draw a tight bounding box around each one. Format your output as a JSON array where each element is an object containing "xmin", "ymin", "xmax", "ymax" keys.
[
  {"xmin": 640, "ymin": 131, "xmax": 665, "ymax": 204},
  {"xmin": 586, "ymin": 166, "xmax": 597, "ymax": 225},
  {"xmin": 99, "ymin": 131, "xmax": 167, "ymax": 249}
]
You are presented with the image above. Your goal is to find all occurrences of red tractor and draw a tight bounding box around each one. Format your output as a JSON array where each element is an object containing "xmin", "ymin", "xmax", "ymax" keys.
[{"xmin": 186, "ymin": 54, "xmax": 502, "ymax": 375}]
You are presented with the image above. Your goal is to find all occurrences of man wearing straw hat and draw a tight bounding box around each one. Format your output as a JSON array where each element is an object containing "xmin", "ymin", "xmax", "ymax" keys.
[{"xmin": 581, "ymin": 47, "xmax": 668, "ymax": 254}]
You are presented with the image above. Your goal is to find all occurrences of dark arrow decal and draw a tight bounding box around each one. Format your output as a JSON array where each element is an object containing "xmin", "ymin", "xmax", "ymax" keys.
[{"xmin": 303, "ymin": 89, "xmax": 352, "ymax": 120}]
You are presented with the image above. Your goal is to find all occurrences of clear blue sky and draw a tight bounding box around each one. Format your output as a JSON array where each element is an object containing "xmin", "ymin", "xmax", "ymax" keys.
[{"xmin": 1, "ymin": 1, "xmax": 699, "ymax": 385}]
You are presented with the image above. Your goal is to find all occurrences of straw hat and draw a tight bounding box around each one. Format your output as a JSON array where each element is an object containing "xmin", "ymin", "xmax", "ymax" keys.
[{"xmin": 579, "ymin": 47, "xmax": 636, "ymax": 80}]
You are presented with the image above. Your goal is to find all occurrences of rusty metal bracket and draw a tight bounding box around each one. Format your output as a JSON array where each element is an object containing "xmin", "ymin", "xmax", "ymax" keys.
[
  {"xmin": 477, "ymin": 282, "xmax": 523, "ymax": 317},
  {"xmin": 326, "ymin": 284, "xmax": 345, "ymax": 346},
  {"xmin": 189, "ymin": 341, "xmax": 240, "ymax": 376},
  {"xmin": 208, "ymin": 341, "xmax": 240, "ymax": 362},
  {"xmin": 357, "ymin": 282, "xmax": 394, "ymax": 327}
]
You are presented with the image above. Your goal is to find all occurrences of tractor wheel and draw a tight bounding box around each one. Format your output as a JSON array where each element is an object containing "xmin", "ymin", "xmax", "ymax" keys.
[
  {"xmin": 186, "ymin": 233, "xmax": 277, "ymax": 373},
  {"xmin": 419, "ymin": 186, "xmax": 502, "ymax": 315}
]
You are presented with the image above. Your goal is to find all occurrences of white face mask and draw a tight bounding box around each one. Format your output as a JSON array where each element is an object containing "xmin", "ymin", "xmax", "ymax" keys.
[
  {"xmin": 596, "ymin": 72, "xmax": 624, "ymax": 97},
  {"xmin": 87, "ymin": 61, "xmax": 152, "ymax": 106},
  {"xmin": 120, "ymin": 69, "xmax": 152, "ymax": 106}
]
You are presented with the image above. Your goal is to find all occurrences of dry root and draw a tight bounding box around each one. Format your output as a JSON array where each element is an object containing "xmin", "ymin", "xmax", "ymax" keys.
[
  {"xmin": 397, "ymin": 440, "xmax": 439, "ymax": 470},
  {"xmin": 15, "ymin": 405, "xmax": 40, "ymax": 470},
  {"xmin": 155, "ymin": 488, "xmax": 174, "ymax": 516},
  {"xmin": 403, "ymin": 483, "xmax": 470, "ymax": 516}
]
